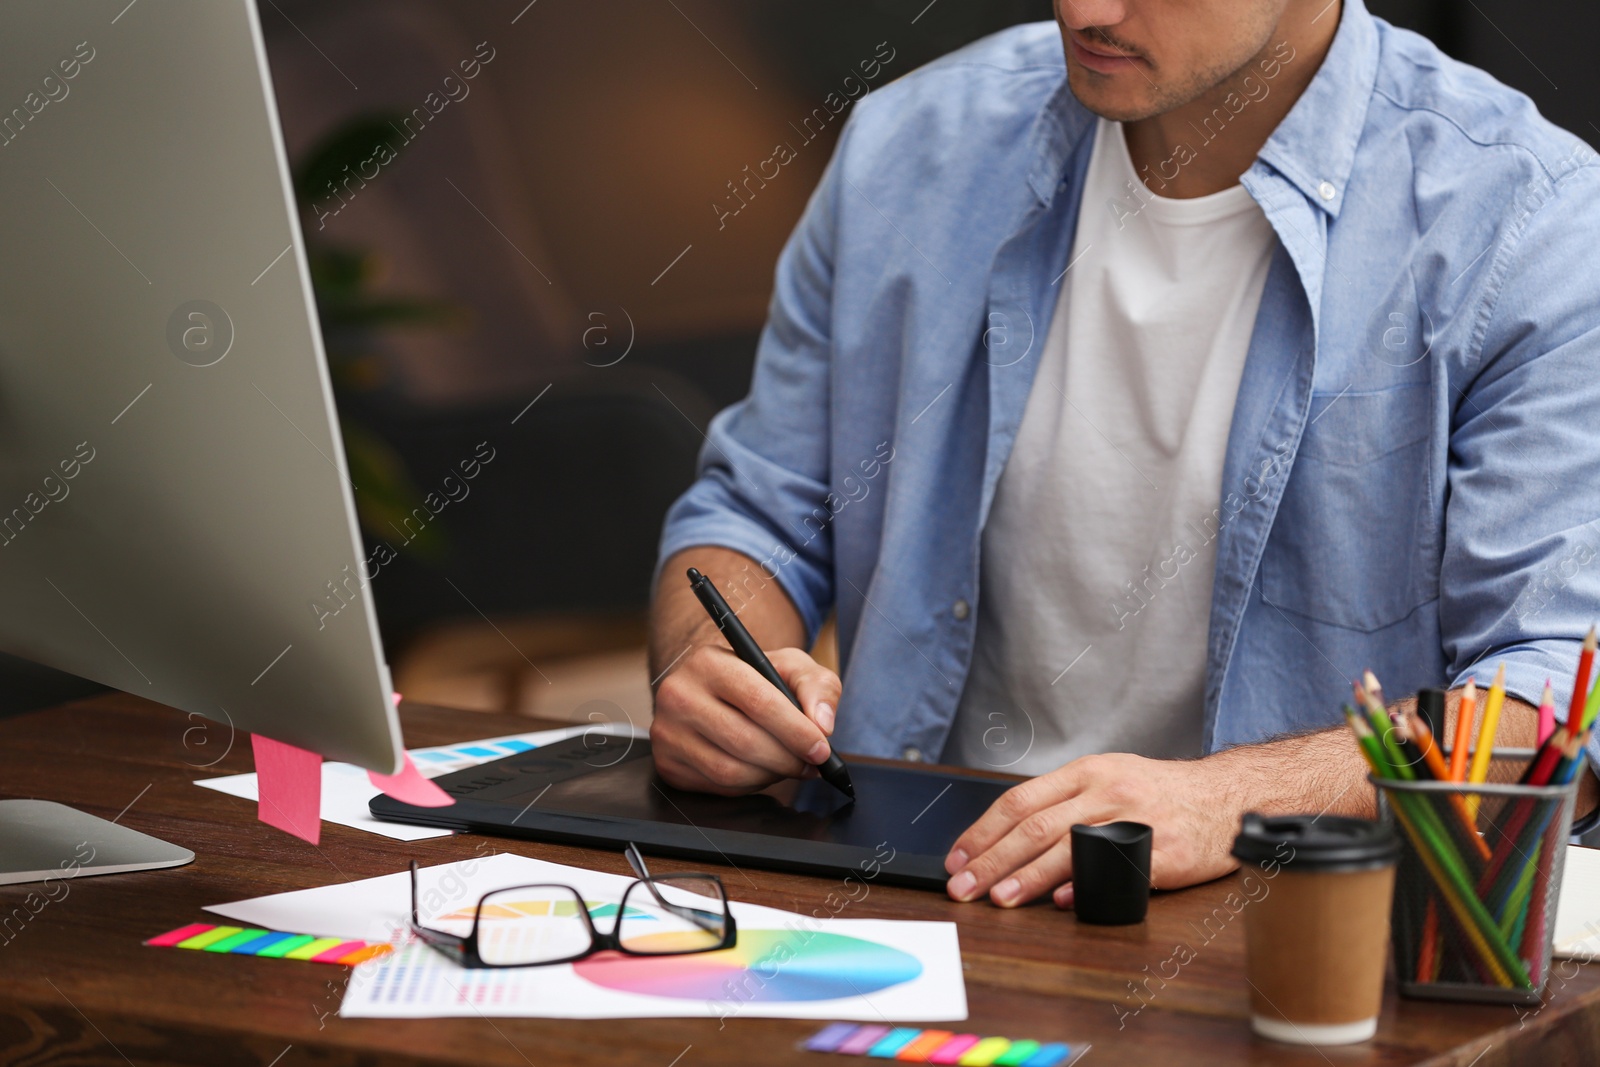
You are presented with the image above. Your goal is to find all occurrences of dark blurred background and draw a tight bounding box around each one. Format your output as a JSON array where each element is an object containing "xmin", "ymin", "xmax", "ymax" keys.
[{"xmin": 7, "ymin": 0, "xmax": 1596, "ymax": 725}]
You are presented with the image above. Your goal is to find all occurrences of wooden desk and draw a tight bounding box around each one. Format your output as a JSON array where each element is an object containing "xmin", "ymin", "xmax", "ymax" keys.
[{"xmin": 2, "ymin": 693, "xmax": 1597, "ymax": 1066}]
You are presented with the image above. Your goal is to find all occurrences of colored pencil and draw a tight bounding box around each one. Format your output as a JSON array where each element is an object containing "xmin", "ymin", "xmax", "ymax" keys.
[
  {"xmin": 1573, "ymin": 626, "xmax": 1598, "ymax": 731},
  {"xmin": 1521, "ymin": 836, "xmax": 1557, "ymax": 979},
  {"xmin": 1449, "ymin": 679, "xmax": 1477, "ymax": 782},
  {"xmin": 1345, "ymin": 707, "xmax": 1527, "ymax": 986},
  {"xmin": 1585, "ymin": 669, "xmax": 1600, "ymax": 735},
  {"xmin": 1466, "ymin": 664, "xmax": 1507, "ymax": 816},
  {"xmin": 1406, "ymin": 709, "xmax": 1491, "ymax": 860},
  {"xmin": 1537, "ymin": 680, "xmax": 1556, "ymax": 748},
  {"xmin": 1356, "ymin": 680, "xmax": 1415, "ymax": 778},
  {"xmin": 1519, "ymin": 725, "xmax": 1568, "ymax": 787},
  {"xmin": 1484, "ymin": 731, "xmax": 1585, "ymax": 923},
  {"xmin": 1416, "ymin": 902, "xmax": 1440, "ymax": 983}
]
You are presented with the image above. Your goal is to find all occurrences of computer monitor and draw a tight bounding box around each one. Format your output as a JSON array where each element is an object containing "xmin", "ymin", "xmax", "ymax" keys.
[{"xmin": 0, "ymin": 0, "xmax": 404, "ymax": 881}]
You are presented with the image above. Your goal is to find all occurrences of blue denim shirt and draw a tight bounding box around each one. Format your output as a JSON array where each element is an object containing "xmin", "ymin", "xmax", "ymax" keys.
[{"xmin": 659, "ymin": 0, "xmax": 1600, "ymax": 769}]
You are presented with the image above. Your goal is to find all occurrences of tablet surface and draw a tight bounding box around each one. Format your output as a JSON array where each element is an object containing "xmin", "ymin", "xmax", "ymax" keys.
[{"xmin": 369, "ymin": 735, "xmax": 1014, "ymax": 888}]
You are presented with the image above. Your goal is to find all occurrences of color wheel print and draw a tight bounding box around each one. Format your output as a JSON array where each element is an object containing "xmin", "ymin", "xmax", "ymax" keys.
[{"xmin": 572, "ymin": 929, "xmax": 923, "ymax": 1001}]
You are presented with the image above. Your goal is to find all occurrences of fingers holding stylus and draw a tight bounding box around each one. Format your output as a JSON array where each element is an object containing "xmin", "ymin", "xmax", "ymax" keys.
[
  {"xmin": 651, "ymin": 713, "xmax": 786, "ymax": 795},
  {"xmin": 719, "ymin": 650, "xmax": 837, "ymax": 767},
  {"xmin": 652, "ymin": 644, "xmax": 836, "ymax": 794},
  {"xmin": 767, "ymin": 647, "xmax": 842, "ymax": 736}
]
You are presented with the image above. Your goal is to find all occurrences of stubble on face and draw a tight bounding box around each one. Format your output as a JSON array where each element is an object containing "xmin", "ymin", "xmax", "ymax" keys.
[{"xmin": 1060, "ymin": 2, "xmax": 1282, "ymax": 123}]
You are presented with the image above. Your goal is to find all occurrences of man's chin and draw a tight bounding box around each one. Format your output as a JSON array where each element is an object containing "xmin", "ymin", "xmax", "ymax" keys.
[{"xmin": 1064, "ymin": 65, "xmax": 1162, "ymax": 123}]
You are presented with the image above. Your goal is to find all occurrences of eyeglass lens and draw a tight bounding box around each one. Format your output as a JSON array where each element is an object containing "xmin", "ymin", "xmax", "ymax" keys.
[{"xmin": 618, "ymin": 875, "xmax": 729, "ymax": 954}]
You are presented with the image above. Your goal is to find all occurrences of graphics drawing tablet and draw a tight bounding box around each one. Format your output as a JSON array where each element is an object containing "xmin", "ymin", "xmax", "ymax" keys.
[{"xmin": 369, "ymin": 734, "xmax": 1014, "ymax": 888}]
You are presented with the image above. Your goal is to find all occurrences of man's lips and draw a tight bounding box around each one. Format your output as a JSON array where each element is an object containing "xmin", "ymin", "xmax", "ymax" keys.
[{"xmin": 1067, "ymin": 30, "xmax": 1146, "ymax": 74}]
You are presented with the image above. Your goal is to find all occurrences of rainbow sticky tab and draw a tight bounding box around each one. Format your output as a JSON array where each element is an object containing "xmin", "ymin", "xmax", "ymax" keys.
[
  {"xmin": 991, "ymin": 1041, "xmax": 1039, "ymax": 1066},
  {"xmin": 286, "ymin": 937, "xmax": 345, "ymax": 960},
  {"xmin": 1021, "ymin": 1045, "xmax": 1071, "ymax": 1067},
  {"xmin": 896, "ymin": 1031, "xmax": 954, "ymax": 1062},
  {"xmin": 234, "ymin": 931, "xmax": 296, "ymax": 955},
  {"xmin": 204, "ymin": 928, "xmax": 271, "ymax": 953},
  {"xmin": 868, "ymin": 1030, "xmax": 922, "ymax": 1058},
  {"xmin": 335, "ymin": 943, "xmax": 395, "ymax": 965},
  {"xmin": 179, "ymin": 926, "xmax": 243, "ymax": 950},
  {"xmin": 803, "ymin": 1026, "xmax": 1083, "ymax": 1067},
  {"xmin": 312, "ymin": 940, "xmax": 368, "ymax": 964},
  {"xmin": 957, "ymin": 1038, "xmax": 1011, "ymax": 1066},
  {"xmin": 806, "ymin": 1024, "xmax": 861, "ymax": 1053},
  {"xmin": 146, "ymin": 924, "xmax": 391, "ymax": 966},
  {"xmin": 838, "ymin": 1026, "xmax": 892, "ymax": 1055},
  {"xmin": 927, "ymin": 1035, "xmax": 979, "ymax": 1065},
  {"xmin": 145, "ymin": 923, "xmax": 211, "ymax": 947}
]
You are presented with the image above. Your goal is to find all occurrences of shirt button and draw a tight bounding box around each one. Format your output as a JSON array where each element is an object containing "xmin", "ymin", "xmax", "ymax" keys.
[
  {"xmin": 951, "ymin": 599, "xmax": 970, "ymax": 620},
  {"xmin": 903, "ymin": 746, "xmax": 923, "ymax": 762},
  {"xmin": 1318, "ymin": 181, "xmax": 1336, "ymax": 201}
]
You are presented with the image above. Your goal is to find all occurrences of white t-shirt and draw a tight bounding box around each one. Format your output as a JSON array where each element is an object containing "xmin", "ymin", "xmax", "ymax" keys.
[{"xmin": 943, "ymin": 118, "xmax": 1277, "ymax": 775}]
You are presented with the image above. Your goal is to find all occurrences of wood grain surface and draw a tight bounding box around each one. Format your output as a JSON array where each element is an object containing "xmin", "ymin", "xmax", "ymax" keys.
[{"xmin": 1, "ymin": 692, "xmax": 1597, "ymax": 1066}]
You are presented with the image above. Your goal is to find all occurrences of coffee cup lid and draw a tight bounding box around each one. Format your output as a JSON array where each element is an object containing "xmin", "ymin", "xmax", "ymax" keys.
[{"xmin": 1230, "ymin": 813, "xmax": 1398, "ymax": 871}]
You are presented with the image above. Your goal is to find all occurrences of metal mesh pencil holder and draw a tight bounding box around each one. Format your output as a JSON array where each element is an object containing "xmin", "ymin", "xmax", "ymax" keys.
[{"xmin": 1374, "ymin": 749, "xmax": 1577, "ymax": 1004}]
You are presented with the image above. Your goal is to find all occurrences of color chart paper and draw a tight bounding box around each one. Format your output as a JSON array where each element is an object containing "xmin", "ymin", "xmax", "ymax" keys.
[
  {"xmin": 195, "ymin": 724, "xmax": 637, "ymax": 840},
  {"xmin": 338, "ymin": 917, "xmax": 963, "ymax": 1021},
  {"xmin": 205, "ymin": 853, "xmax": 966, "ymax": 1021}
]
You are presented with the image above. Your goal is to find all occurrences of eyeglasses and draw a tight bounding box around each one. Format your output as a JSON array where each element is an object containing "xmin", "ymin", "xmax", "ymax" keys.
[{"xmin": 407, "ymin": 843, "xmax": 737, "ymax": 968}]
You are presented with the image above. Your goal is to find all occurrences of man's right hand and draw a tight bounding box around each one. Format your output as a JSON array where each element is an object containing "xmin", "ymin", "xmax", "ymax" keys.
[{"xmin": 651, "ymin": 643, "xmax": 842, "ymax": 795}]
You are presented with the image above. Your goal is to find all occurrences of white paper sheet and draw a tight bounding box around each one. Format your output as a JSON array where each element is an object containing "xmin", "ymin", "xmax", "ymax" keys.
[
  {"xmin": 193, "ymin": 725, "xmax": 636, "ymax": 841},
  {"xmin": 1553, "ymin": 844, "xmax": 1600, "ymax": 959},
  {"xmin": 205, "ymin": 854, "xmax": 967, "ymax": 1022}
]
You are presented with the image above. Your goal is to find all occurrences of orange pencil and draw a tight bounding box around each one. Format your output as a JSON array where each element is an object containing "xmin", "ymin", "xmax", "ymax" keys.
[
  {"xmin": 1407, "ymin": 709, "xmax": 1492, "ymax": 861},
  {"xmin": 1449, "ymin": 678, "xmax": 1477, "ymax": 781}
]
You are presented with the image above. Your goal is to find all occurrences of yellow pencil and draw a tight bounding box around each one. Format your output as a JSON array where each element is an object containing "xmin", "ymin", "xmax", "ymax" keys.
[{"xmin": 1466, "ymin": 663, "xmax": 1507, "ymax": 816}]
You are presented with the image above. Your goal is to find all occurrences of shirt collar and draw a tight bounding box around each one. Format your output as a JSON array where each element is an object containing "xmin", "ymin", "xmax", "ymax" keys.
[
  {"xmin": 1256, "ymin": 0, "xmax": 1380, "ymax": 218},
  {"xmin": 1032, "ymin": 0, "xmax": 1380, "ymax": 217},
  {"xmin": 1029, "ymin": 73, "xmax": 1095, "ymax": 206}
]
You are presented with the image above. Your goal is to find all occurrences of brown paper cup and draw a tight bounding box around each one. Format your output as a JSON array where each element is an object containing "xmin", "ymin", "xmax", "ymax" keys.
[{"xmin": 1232, "ymin": 814, "xmax": 1398, "ymax": 1046}]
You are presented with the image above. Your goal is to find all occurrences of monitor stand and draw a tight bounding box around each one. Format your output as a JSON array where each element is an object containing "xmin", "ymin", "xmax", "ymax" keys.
[{"xmin": 0, "ymin": 799, "xmax": 194, "ymax": 886}]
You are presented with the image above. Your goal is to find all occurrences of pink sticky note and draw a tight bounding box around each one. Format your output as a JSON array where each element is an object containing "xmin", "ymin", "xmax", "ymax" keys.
[
  {"xmin": 368, "ymin": 751, "xmax": 455, "ymax": 808},
  {"xmin": 251, "ymin": 734, "xmax": 323, "ymax": 844}
]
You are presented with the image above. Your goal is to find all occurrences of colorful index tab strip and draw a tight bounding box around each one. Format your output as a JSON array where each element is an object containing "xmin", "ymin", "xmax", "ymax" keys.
[
  {"xmin": 804, "ymin": 1024, "xmax": 1079, "ymax": 1067},
  {"xmin": 144, "ymin": 923, "xmax": 394, "ymax": 966}
]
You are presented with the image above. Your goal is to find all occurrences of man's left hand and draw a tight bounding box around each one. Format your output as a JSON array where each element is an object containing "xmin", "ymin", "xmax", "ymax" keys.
[{"xmin": 943, "ymin": 752, "xmax": 1251, "ymax": 908}]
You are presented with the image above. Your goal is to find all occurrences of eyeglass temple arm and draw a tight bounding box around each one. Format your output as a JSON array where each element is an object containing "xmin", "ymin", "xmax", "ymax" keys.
[
  {"xmin": 408, "ymin": 860, "xmax": 472, "ymax": 960},
  {"xmin": 409, "ymin": 860, "xmax": 421, "ymax": 925},
  {"xmin": 624, "ymin": 843, "xmax": 726, "ymax": 935}
]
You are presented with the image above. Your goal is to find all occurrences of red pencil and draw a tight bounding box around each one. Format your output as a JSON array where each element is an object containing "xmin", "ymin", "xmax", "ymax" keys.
[
  {"xmin": 1522, "ymin": 725, "xmax": 1569, "ymax": 787},
  {"xmin": 1538, "ymin": 679, "xmax": 1556, "ymax": 747},
  {"xmin": 1568, "ymin": 626, "xmax": 1596, "ymax": 734}
]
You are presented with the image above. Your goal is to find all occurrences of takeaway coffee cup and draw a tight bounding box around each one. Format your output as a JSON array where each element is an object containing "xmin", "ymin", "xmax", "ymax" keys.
[{"xmin": 1231, "ymin": 813, "xmax": 1399, "ymax": 1046}]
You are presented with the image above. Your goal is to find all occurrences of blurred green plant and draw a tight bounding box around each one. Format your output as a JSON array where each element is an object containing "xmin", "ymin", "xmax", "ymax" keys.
[{"xmin": 293, "ymin": 114, "xmax": 465, "ymax": 561}]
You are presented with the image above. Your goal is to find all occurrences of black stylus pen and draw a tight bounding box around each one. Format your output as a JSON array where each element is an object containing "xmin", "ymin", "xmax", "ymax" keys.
[{"xmin": 685, "ymin": 567, "xmax": 856, "ymax": 800}]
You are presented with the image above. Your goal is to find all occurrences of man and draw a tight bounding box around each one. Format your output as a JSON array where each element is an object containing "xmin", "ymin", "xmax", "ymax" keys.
[{"xmin": 649, "ymin": 0, "xmax": 1600, "ymax": 909}]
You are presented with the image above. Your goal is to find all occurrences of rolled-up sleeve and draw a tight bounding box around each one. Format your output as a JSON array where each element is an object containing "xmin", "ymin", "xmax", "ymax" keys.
[
  {"xmin": 655, "ymin": 121, "xmax": 855, "ymax": 643},
  {"xmin": 1441, "ymin": 159, "xmax": 1600, "ymax": 769}
]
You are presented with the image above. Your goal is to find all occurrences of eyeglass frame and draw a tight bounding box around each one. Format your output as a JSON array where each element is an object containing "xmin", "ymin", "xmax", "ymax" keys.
[{"xmin": 407, "ymin": 842, "xmax": 737, "ymax": 968}]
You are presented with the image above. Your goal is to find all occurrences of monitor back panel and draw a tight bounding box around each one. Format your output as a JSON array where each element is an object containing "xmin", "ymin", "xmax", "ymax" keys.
[{"xmin": 0, "ymin": 1, "xmax": 400, "ymax": 770}]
